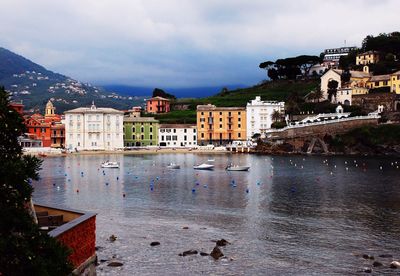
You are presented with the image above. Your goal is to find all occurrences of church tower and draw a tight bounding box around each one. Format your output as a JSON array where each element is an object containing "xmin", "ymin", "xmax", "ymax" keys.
[{"xmin": 45, "ymin": 100, "xmax": 55, "ymax": 117}]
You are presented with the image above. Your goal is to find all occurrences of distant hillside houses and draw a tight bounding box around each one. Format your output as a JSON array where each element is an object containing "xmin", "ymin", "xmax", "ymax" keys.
[{"xmin": 320, "ymin": 65, "xmax": 400, "ymax": 107}]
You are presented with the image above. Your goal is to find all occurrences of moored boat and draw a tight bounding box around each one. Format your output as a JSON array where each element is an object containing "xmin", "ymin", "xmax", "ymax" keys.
[
  {"xmin": 101, "ymin": 161, "xmax": 119, "ymax": 168},
  {"xmin": 167, "ymin": 163, "xmax": 180, "ymax": 169},
  {"xmin": 226, "ymin": 165, "xmax": 250, "ymax": 171},
  {"xmin": 193, "ymin": 163, "xmax": 214, "ymax": 170}
]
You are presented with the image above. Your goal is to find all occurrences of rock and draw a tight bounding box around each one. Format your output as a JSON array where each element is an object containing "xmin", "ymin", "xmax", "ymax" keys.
[
  {"xmin": 200, "ymin": 252, "xmax": 209, "ymax": 256},
  {"xmin": 210, "ymin": 246, "xmax": 224, "ymax": 260},
  {"xmin": 182, "ymin": 226, "xmax": 189, "ymax": 229},
  {"xmin": 180, "ymin": 250, "xmax": 198, "ymax": 256},
  {"xmin": 107, "ymin": 261, "xmax": 123, "ymax": 267},
  {"xmin": 362, "ymin": 254, "xmax": 374, "ymax": 260},
  {"xmin": 379, "ymin": 254, "xmax": 393, "ymax": 258},
  {"xmin": 364, "ymin": 267, "xmax": 372, "ymax": 273},
  {"xmin": 150, "ymin": 241, "xmax": 160, "ymax": 246},
  {"xmin": 390, "ymin": 261, "xmax": 400, "ymax": 268},
  {"xmin": 216, "ymin": 239, "xmax": 230, "ymax": 246},
  {"xmin": 372, "ymin": 261, "xmax": 383, "ymax": 267},
  {"xmin": 109, "ymin": 235, "xmax": 117, "ymax": 242}
]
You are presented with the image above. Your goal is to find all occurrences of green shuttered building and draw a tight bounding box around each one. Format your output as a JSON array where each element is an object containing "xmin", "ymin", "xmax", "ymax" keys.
[{"xmin": 123, "ymin": 117, "xmax": 159, "ymax": 146}]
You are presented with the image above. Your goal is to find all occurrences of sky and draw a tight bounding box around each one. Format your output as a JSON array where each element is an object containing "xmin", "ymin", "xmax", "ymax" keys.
[{"xmin": 1, "ymin": 0, "xmax": 399, "ymax": 88}]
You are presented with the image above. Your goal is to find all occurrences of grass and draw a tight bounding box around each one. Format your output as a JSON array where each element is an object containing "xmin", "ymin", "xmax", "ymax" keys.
[{"xmin": 157, "ymin": 80, "xmax": 319, "ymax": 123}]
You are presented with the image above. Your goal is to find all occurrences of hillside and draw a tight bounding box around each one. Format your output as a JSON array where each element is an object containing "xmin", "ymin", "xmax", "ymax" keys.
[
  {"xmin": 0, "ymin": 47, "xmax": 144, "ymax": 113},
  {"xmin": 153, "ymin": 80, "xmax": 318, "ymax": 123}
]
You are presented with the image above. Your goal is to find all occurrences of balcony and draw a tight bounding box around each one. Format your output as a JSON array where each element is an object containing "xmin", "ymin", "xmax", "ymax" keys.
[
  {"xmin": 34, "ymin": 204, "xmax": 97, "ymax": 275},
  {"xmin": 51, "ymin": 134, "xmax": 65, "ymax": 138}
]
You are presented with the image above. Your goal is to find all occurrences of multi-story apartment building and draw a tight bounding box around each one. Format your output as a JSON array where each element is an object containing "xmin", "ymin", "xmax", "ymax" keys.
[
  {"xmin": 146, "ymin": 96, "xmax": 170, "ymax": 114},
  {"xmin": 246, "ymin": 96, "xmax": 285, "ymax": 139},
  {"xmin": 64, "ymin": 103, "xmax": 124, "ymax": 151},
  {"xmin": 322, "ymin": 46, "xmax": 357, "ymax": 67},
  {"xmin": 158, "ymin": 124, "xmax": 197, "ymax": 147},
  {"xmin": 196, "ymin": 104, "xmax": 246, "ymax": 145},
  {"xmin": 123, "ymin": 116, "xmax": 159, "ymax": 147}
]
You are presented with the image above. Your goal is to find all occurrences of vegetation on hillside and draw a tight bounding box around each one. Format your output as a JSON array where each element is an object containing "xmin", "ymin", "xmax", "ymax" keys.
[{"xmin": 0, "ymin": 87, "xmax": 72, "ymax": 275}]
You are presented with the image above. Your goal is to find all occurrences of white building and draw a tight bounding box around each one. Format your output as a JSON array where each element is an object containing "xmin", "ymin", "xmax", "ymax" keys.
[
  {"xmin": 65, "ymin": 103, "xmax": 124, "ymax": 151},
  {"xmin": 158, "ymin": 124, "xmax": 197, "ymax": 147},
  {"xmin": 246, "ymin": 96, "xmax": 285, "ymax": 139}
]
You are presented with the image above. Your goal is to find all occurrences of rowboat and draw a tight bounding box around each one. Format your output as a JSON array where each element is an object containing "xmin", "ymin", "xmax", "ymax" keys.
[
  {"xmin": 101, "ymin": 161, "xmax": 119, "ymax": 168},
  {"xmin": 167, "ymin": 163, "xmax": 180, "ymax": 169},
  {"xmin": 226, "ymin": 165, "xmax": 250, "ymax": 171}
]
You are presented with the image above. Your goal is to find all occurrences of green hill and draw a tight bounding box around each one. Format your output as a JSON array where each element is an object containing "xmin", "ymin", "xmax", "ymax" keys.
[
  {"xmin": 153, "ymin": 80, "xmax": 318, "ymax": 123},
  {"xmin": 0, "ymin": 47, "xmax": 143, "ymax": 113}
]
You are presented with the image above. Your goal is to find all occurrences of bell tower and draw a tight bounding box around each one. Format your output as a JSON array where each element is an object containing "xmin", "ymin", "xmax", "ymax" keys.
[{"xmin": 45, "ymin": 100, "xmax": 55, "ymax": 117}]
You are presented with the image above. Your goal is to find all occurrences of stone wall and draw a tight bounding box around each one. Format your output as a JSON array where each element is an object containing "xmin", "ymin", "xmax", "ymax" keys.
[
  {"xmin": 352, "ymin": 93, "xmax": 399, "ymax": 112},
  {"xmin": 269, "ymin": 118, "xmax": 379, "ymax": 140}
]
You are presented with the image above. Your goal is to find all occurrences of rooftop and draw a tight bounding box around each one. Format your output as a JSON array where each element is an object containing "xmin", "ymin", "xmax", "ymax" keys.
[
  {"xmin": 147, "ymin": 96, "xmax": 170, "ymax": 101},
  {"xmin": 370, "ymin": 74, "xmax": 391, "ymax": 82},
  {"xmin": 197, "ymin": 104, "xmax": 246, "ymax": 111},
  {"xmin": 124, "ymin": 116, "xmax": 159, "ymax": 123},
  {"xmin": 159, "ymin": 124, "xmax": 196, "ymax": 128}
]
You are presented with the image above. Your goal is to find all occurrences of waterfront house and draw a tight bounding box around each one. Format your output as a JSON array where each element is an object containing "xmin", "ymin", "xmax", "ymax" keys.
[
  {"xmin": 196, "ymin": 104, "xmax": 246, "ymax": 146},
  {"xmin": 146, "ymin": 96, "xmax": 170, "ymax": 114},
  {"xmin": 158, "ymin": 124, "xmax": 197, "ymax": 147},
  {"xmin": 123, "ymin": 116, "xmax": 159, "ymax": 147},
  {"xmin": 64, "ymin": 102, "xmax": 124, "ymax": 151},
  {"xmin": 24, "ymin": 100, "xmax": 64, "ymax": 148},
  {"xmin": 246, "ymin": 96, "xmax": 285, "ymax": 139}
]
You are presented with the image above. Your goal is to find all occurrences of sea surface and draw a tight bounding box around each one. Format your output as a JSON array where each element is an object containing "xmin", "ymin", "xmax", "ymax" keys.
[{"xmin": 32, "ymin": 153, "xmax": 400, "ymax": 275}]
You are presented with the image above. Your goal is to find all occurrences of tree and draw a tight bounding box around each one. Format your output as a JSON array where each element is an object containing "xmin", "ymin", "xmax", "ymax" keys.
[
  {"xmin": 271, "ymin": 110, "xmax": 281, "ymax": 123},
  {"xmin": 327, "ymin": 80, "xmax": 338, "ymax": 102},
  {"xmin": 0, "ymin": 86, "xmax": 72, "ymax": 275},
  {"xmin": 313, "ymin": 86, "xmax": 323, "ymax": 103},
  {"xmin": 259, "ymin": 61, "xmax": 278, "ymax": 80},
  {"xmin": 152, "ymin": 88, "xmax": 176, "ymax": 100},
  {"xmin": 341, "ymin": 69, "xmax": 351, "ymax": 83}
]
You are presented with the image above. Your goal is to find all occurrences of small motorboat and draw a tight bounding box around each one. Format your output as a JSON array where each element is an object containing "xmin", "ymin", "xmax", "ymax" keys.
[
  {"xmin": 167, "ymin": 163, "xmax": 180, "ymax": 169},
  {"xmin": 101, "ymin": 161, "xmax": 119, "ymax": 168},
  {"xmin": 207, "ymin": 159, "xmax": 215, "ymax": 162},
  {"xmin": 193, "ymin": 163, "xmax": 214, "ymax": 170},
  {"xmin": 226, "ymin": 165, "xmax": 250, "ymax": 171}
]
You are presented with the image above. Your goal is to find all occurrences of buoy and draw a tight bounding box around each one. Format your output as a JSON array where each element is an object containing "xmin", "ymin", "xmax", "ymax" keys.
[
  {"xmin": 246, "ymin": 188, "xmax": 249, "ymax": 193},
  {"xmin": 76, "ymin": 189, "xmax": 79, "ymax": 193},
  {"xmin": 203, "ymin": 185, "xmax": 208, "ymax": 188},
  {"xmin": 123, "ymin": 193, "xmax": 126, "ymax": 197},
  {"xmin": 150, "ymin": 187, "xmax": 154, "ymax": 191},
  {"xmin": 106, "ymin": 182, "xmax": 109, "ymax": 185},
  {"xmin": 192, "ymin": 188, "xmax": 196, "ymax": 193},
  {"xmin": 53, "ymin": 183, "xmax": 56, "ymax": 186},
  {"xmin": 117, "ymin": 176, "xmax": 119, "ymax": 180}
]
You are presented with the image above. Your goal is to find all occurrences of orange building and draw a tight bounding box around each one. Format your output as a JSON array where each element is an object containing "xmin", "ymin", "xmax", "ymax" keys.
[
  {"xmin": 196, "ymin": 104, "xmax": 246, "ymax": 145},
  {"xmin": 146, "ymin": 96, "xmax": 170, "ymax": 113},
  {"xmin": 24, "ymin": 100, "xmax": 64, "ymax": 148},
  {"xmin": 10, "ymin": 101, "xmax": 24, "ymax": 115}
]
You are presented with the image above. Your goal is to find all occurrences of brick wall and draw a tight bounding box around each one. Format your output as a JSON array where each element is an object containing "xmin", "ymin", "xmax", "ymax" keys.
[{"xmin": 56, "ymin": 216, "xmax": 96, "ymax": 268}]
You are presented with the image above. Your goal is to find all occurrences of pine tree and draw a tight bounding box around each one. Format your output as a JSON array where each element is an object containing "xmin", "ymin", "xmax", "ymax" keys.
[{"xmin": 0, "ymin": 86, "xmax": 72, "ymax": 275}]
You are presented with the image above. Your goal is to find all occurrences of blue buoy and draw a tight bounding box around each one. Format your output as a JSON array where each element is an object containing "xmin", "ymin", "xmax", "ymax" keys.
[
  {"xmin": 246, "ymin": 188, "xmax": 249, "ymax": 193},
  {"xmin": 65, "ymin": 173, "xmax": 67, "ymax": 176},
  {"xmin": 150, "ymin": 186, "xmax": 154, "ymax": 191},
  {"xmin": 196, "ymin": 182, "xmax": 200, "ymax": 186},
  {"xmin": 106, "ymin": 182, "xmax": 109, "ymax": 185},
  {"xmin": 117, "ymin": 176, "xmax": 119, "ymax": 180},
  {"xmin": 192, "ymin": 188, "xmax": 196, "ymax": 193}
]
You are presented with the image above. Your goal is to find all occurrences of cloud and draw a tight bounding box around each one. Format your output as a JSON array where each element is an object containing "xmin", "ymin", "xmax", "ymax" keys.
[{"xmin": 0, "ymin": 0, "xmax": 399, "ymax": 87}]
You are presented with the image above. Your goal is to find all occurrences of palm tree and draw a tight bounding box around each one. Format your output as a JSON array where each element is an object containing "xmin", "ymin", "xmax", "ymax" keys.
[
  {"xmin": 271, "ymin": 110, "xmax": 281, "ymax": 123},
  {"xmin": 314, "ymin": 86, "xmax": 323, "ymax": 102}
]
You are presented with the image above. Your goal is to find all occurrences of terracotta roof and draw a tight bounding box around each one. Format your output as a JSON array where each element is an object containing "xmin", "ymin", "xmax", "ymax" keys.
[
  {"xmin": 197, "ymin": 104, "xmax": 245, "ymax": 111},
  {"xmin": 65, "ymin": 107, "xmax": 123, "ymax": 114},
  {"xmin": 369, "ymin": 74, "xmax": 391, "ymax": 81},
  {"xmin": 147, "ymin": 96, "xmax": 170, "ymax": 101},
  {"xmin": 349, "ymin": 70, "xmax": 371, "ymax": 78}
]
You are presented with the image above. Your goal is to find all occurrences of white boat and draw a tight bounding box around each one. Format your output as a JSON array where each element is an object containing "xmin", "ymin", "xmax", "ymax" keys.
[
  {"xmin": 101, "ymin": 161, "xmax": 119, "ymax": 168},
  {"xmin": 167, "ymin": 163, "xmax": 180, "ymax": 169},
  {"xmin": 193, "ymin": 163, "xmax": 214, "ymax": 170},
  {"xmin": 226, "ymin": 165, "xmax": 250, "ymax": 171},
  {"xmin": 207, "ymin": 159, "xmax": 215, "ymax": 162}
]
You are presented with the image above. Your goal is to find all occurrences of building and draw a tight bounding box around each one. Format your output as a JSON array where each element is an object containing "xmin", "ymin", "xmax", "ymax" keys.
[
  {"xmin": 10, "ymin": 101, "xmax": 24, "ymax": 115},
  {"xmin": 322, "ymin": 46, "xmax": 358, "ymax": 67},
  {"xmin": 366, "ymin": 74, "xmax": 391, "ymax": 90},
  {"xmin": 336, "ymin": 88, "xmax": 352, "ymax": 106},
  {"xmin": 246, "ymin": 96, "xmax": 285, "ymax": 139},
  {"xmin": 146, "ymin": 96, "xmax": 170, "ymax": 114},
  {"xmin": 123, "ymin": 116, "xmax": 159, "ymax": 147},
  {"xmin": 356, "ymin": 51, "xmax": 380, "ymax": 65},
  {"xmin": 196, "ymin": 104, "xmax": 246, "ymax": 145},
  {"xmin": 64, "ymin": 103, "xmax": 124, "ymax": 151},
  {"xmin": 158, "ymin": 124, "xmax": 197, "ymax": 147},
  {"xmin": 24, "ymin": 100, "xmax": 63, "ymax": 147},
  {"xmin": 50, "ymin": 123, "xmax": 65, "ymax": 148},
  {"xmin": 391, "ymin": 70, "xmax": 400, "ymax": 93}
]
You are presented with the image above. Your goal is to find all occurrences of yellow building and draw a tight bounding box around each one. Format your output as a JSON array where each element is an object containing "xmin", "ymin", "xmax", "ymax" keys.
[
  {"xmin": 356, "ymin": 51, "xmax": 380, "ymax": 65},
  {"xmin": 366, "ymin": 74, "xmax": 391, "ymax": 89},
  {"xmin": 391, "ymin": 70, "xmax": 400, "ymax": 94},
  {"xmin": 197, "ymin": 104, "xmax": 246, "ymax": 145}
]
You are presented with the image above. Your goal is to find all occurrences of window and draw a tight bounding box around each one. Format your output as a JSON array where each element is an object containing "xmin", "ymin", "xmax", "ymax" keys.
[
  {"xmin": 193, "ymin": 129, "xmax": 196, "ymax": 133},
  {"xmin": 238, "ymin": 133, "xmax": 241, "ymax": 138},
  {"xmin": 238, "ymin": 112, "xmax": 241, "ymax": 115},
  {"xmin": 184, "ymin": 135, "xmax": 187, "ymax": 141},
  {"xmin": 238, "ymin": 117, "xmax": 241, "ymax": 121},
  {"xmin": 201, "ymin": 124, "xmax": 204, "ymax": 129},
  {"xmin": 132, "ymin": 134, "xmax": 136, "ymax": 139},
  {"xmin": 141, "ymin": 127, "xmax": 144, "ymax": 132},
  {"xmin": 200, "ymin": 118, "xmax": 205, "ymax": 122},
  {"xmin": 161, "ymin": 136, "xmax": 164, "ymax": 141},
  {"xmin": 150, "ymin": 127, "xmax": 153, "ymax": 132},
  {"xmin": 184, "ymin": 129, "xmax": 187, "ymax": 133},
  {"xmin": 141, "ymin": 134, "xmax": 144, "ymax": 140},
  {"xmin": 219, "ymin": 112, "xmax": 222, "ymax": 115},
  {"xmin": 173, "ymin": 129, "xmax": 176, "ymax": 133},
  {"xmin": 166, "ymin": 136, "xmax": 171, "ymax": 141},
  {"xmin": 96, "ymin": 115, "xmax": 99, "ymax": 120},
  {"xmin": 238, "ymin": 124, "xmax": 241, "ymax": 128},
  {"xmin": 193, "ymin": 135, "xmax": 196, "ymax": 141},
  {"xmin": 219, "ymin": 124, "xmax": 222, "ymax": 128},
  {"xmin": 201, "ymin": 133, "xmax": 204, "ymax": 138},
  {"xmin": 132, "ymin": 127, "xmax": 135, "ymax": 132},
  {"xmin": 219, "ymin": 118, "xmax": 222, "ymax": 122},
  {"xmin": 201, "ymin": 112, "xmax": 204, "ymax": 115},
  {"xmin": 150, "ymin": 134, "xmax": 153, "ymax": 140},
  {"xmin": 172, "ymin": 136, "xmax": 177, "ymax": 141}
]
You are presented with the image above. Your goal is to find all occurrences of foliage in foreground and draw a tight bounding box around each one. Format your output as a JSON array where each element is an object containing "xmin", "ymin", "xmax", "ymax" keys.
[{"xmin": 0, "ymin": 86, "xmax": 72, "ymax": 275}]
